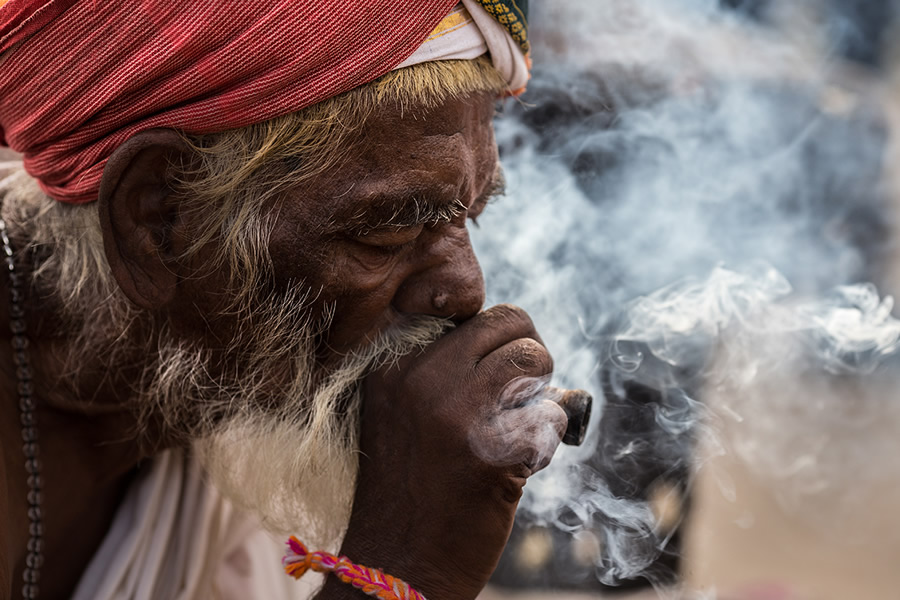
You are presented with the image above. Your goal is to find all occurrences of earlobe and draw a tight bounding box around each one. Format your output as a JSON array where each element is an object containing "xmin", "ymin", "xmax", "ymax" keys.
[{"xmin": 97, "ymin": 129, "xmax": 190, "ymax": 311}]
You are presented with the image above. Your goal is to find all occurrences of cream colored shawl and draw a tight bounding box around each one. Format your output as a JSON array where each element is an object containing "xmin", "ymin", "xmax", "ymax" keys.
[{"xmin": 71, "ymin": 450, "xmax": 317, "ymax": 600}]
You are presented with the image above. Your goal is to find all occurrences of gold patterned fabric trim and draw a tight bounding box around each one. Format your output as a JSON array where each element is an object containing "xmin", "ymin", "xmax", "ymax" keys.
[{"xmin": 471, "ymin": 0, "xmax": 529, "ymax": 53}]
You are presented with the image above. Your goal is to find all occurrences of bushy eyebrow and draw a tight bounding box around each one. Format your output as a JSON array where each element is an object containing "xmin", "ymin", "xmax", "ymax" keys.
[
  {"xmin": 341, "ymin": 165, "xmax": 506, "ymax": 235},
  {"xmin": 343, "ymin": 197, "xmax": 466, "ymax": 235}
]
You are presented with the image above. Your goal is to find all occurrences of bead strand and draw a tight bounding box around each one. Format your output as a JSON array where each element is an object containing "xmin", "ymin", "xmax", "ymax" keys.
[{"xmin": 0, "ymin": 218, "xmax": 43, "ymax": 600}]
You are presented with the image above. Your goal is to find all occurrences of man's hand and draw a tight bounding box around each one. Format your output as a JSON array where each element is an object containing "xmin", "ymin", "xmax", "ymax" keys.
[{"xmin": 332, "ymin": 304, "xmax": 568, "ymax": 600}]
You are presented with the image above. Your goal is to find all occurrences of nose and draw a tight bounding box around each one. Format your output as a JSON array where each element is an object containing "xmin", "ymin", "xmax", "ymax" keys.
[{"xmin": 392, "ymin": 228, "xmax": 485, "ymax": 323}]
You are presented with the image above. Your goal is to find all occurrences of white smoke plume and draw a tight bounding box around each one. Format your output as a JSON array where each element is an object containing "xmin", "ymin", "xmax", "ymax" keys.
[{"xmin": 470, "ymin": 0, "xmax": 899, "ymax": 595}]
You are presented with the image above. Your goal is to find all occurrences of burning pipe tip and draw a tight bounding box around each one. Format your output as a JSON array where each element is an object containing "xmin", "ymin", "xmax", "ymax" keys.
[{"xmin": 558, "ymin": 389, "xmax": 592, "ymax": 446}]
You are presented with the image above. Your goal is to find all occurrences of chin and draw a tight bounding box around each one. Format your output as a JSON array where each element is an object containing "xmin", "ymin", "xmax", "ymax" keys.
[{"xmin": 189, "ymin": 312, "xmax": 452, "ymax": 548}]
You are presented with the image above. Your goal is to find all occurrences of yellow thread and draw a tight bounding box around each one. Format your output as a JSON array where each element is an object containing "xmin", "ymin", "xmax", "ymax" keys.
[{"xmin": 425, "ymin": 7, "xmax": 473, "ymax": 42}]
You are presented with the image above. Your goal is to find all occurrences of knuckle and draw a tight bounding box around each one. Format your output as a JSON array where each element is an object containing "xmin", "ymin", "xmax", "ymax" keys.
[
  {"xmin": 483, "ymin": 303, "xmax": 534, "ymax": 332},
  {"xmin": 529, "ymin": 450, "xmax": 554, "ymax": 474},
  {"xmin": 545, "ymin": 401, "xmax": 569, "ymax": 438},
  {"xmin": 487, "ymin": 405, "xmax": 564, "ymax": 474},
  {"xmin": 503, "ymin": 338, "xmax": 552, "ymax": 374}
]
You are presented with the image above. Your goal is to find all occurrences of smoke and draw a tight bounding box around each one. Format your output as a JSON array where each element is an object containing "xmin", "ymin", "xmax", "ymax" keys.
[
  {"xmin": 469, "ymin": 0, "xmax": 899, "ymax": 594},
  {"xmin": 618, "ymin": 267, "xmax": 900, "ymax": 522}
]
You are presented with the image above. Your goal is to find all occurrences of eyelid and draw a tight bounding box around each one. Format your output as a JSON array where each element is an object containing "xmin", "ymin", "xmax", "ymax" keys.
[{"xmin": 352, "ymin": 223, "xmax": 424, "ymax": 246}]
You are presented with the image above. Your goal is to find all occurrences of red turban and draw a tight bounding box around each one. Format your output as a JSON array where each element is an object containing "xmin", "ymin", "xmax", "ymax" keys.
[{"xmin": 0, "ymin": 0, "xmax": 460, "ymax": 204}]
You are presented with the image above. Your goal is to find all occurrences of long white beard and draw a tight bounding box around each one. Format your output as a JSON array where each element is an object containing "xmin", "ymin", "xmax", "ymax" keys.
[{"xmin": 190, "ymin": 312, "xmax": 450, "ymax": 549}]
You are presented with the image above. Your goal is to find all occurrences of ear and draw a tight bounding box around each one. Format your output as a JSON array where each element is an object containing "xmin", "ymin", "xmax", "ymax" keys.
[{"xmin": 97, "ymin": 129, "xmax": 191, "ymax": 311}]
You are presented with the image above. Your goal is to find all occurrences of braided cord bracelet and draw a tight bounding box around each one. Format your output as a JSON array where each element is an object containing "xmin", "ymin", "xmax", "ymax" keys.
[{"xmin": 283, "ymin": 537, "xmax": 427, "ymax": 600}]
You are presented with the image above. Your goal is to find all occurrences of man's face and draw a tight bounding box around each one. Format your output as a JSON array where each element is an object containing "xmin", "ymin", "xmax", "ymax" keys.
[
  {"xmin": 264, "ymin": 91, "xmax": 501, "ymax": 364},
  {"xmin": 170, "ymin": 92, "xmax": 503, "ymax": 541}
]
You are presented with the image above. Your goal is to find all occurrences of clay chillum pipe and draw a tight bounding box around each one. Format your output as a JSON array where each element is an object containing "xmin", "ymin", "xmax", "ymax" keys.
[{"xmin": 554, "ymin": 388, "xmax": 592, "ymax": 446}]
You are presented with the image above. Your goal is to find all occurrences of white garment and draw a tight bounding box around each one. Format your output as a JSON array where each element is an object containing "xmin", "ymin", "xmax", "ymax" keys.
[
  {"xmin": 71, "ymin": 450, "xmax": 309, "ymax": 600},
  {"xmin": 395, "ymin": 1, "xmax": 530, "ymax": 92}
]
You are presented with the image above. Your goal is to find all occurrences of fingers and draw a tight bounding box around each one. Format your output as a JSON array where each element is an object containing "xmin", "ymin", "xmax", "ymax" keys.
[
  {"xmin": 495, "ymin": 381, "xmax": 593, "ymax": 445},
  {"xmin": 497, "ymin": 375, "xmax": 553, "ymax": 410},
  {"xmin": 375, "ymin": 304, "xmax": 553, "ymax": 405},
  {"xmin": 521, "ymin": 400, "xmax": 568, "ymax": 473},
  {"xmin": 477, "ymin": 337, "xmax": 553, "ymax": 396},
  {"xmin": 442, "ymin": 304, "xmax": 547, "ymax": 366},
  {"xmin": 471, "ymin": 399, "xmax": 568, "ymax": 474}
]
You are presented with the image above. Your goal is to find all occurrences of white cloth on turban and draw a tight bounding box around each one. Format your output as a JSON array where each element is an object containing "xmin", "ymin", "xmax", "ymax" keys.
[{"xmin": 396, "ymin": 0, "xmax": 530, "ymax": 92}]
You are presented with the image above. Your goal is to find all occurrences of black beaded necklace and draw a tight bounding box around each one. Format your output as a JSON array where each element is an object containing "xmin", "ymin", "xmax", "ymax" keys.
[{"xmin": 0, "ymin": 217, "xmax": 43, "ymax": 600}]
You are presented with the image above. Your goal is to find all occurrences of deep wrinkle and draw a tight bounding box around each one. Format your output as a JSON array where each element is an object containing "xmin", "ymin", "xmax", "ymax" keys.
[{"xmin": 261, "ymin": 93, "xmax": 499, "ymax": 358}]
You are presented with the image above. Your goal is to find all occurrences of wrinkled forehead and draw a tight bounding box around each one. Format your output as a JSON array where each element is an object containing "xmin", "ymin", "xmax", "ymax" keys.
[
  {"xmin": 298, "ymin": 93, "xmax": 500, "ymax": 227},
  {"xmin": 358, "ymin": 91, "xmax": 497, "ymax": 156}
]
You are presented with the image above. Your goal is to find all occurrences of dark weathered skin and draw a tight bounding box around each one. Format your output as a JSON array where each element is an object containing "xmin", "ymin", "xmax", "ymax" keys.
[
  {"xmin": 0, "ymin": 93, "xmax": 569, "ymax": 600},
  {"xmin": 338, "ymin": 305, "xmax": 567, "ymax": 600}
]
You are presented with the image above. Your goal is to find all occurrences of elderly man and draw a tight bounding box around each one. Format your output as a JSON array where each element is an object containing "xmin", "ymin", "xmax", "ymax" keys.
[{"xmin": 0, "ymin": 1, "xmax": 572, "ymax": 599}]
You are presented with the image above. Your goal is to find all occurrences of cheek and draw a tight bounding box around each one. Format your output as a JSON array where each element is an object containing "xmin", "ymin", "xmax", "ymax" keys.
[
  {"xmin": 324, "ymin": 250, "xmax": 406, "ymax": 318},
  {"xmin": 290, "ymin": 244, "xmax": 409, "ymax": 352},
  {"xmin": 267, "ymin": 223, "xmax": 408, "ymax": 355}
]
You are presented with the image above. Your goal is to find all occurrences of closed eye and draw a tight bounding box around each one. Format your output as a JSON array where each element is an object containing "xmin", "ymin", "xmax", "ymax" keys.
[
  {"xmin": 347, "ymin": 197, "xmax": 465, "ymax": 237},
  {"xmin": 352, "ymin": 223, "xmax": 424, "ymax": 248},
  {"xmin": 469, "ymin": 168, "xmax": 506, "ymax": 223}
]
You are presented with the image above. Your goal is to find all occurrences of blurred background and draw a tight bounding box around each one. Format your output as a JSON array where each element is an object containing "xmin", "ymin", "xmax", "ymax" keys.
[
  {"xmin": 467, "ymin": 1, "xmax": 900, "ymax": 599},
  {"xmin": 4, "ymin": 2, "xmax": 900, "ymax": 599}
]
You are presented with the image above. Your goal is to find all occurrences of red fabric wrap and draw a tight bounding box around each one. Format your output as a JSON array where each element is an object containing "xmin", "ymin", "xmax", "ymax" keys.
[{"xmin": 0, "ymin": 1, "xmax": 458, "ymax": 203}]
